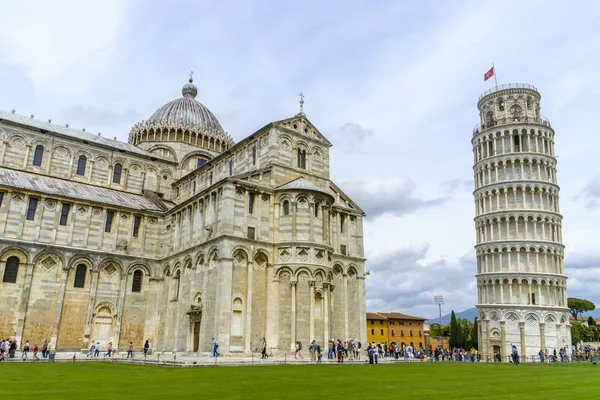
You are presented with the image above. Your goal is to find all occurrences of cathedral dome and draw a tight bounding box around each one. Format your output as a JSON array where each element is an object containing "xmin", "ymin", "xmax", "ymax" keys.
[
  {"xmin": 147, "ymin": 78, "xmax": 224, "ymax": 132},
  {"xmin": 128, "ymin": 77, "xmax": 234, "ymax": 152}
]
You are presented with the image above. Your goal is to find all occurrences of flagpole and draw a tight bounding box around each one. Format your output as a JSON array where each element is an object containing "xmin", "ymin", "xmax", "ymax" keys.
[{"xmin": 493, "ymin": 63, "xmax": 498, "ymax": 87}]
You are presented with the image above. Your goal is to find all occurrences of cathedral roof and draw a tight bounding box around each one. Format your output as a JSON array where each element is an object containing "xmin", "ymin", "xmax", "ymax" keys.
[
  {"xmin": 147, "ymin": 79, "xmax": 224, "ymax": 132},
  {"xmin": 276, "ymin": 177, "xmax": 332, "ymax": 198},
  {"xmin": 0, "ymin": 168, "xmax": 171, "ymax": 212},
  {"xmin": 129, "ymin": 77, "xmax": 234, "ymax": 148},
  {"xmin": 0, "ymin": 110, "xmax": 168, "ymax": 160}
]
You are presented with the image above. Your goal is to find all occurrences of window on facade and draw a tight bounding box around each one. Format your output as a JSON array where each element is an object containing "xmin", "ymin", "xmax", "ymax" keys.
[
  {"xmin": 314, "ymin": 202, "xmax": 319, "ymax": 217},
  {"xmin": 73, "ymin": 264, "xmax": 87, "ymax": 288},
  {"xmin": 76, "ymin": 155, "xmax": 87, "ymax": 176},
  {"xmin": 248, "ymin": 192, "xmax": 255, "ymax": 214},
  {"xmin": 530, "ymin": 293, "xmax": 536, "ymax": 305},
  {"xmin": 32, "ymin": 145, "xmax": 44, "ymax": 166},
  {"xmin": 409, "ymin": 321, "xmax": 412, "ymax": 326},
  {"xmin": 282, "ymin": 200, "xmax": 290, "ymax": 216},
  {"xmin": 340, "ymin": 214, "xmax": 345, "ymax": 233},
  {"xmin": 173, "ymin": 272, "xmax": 181, "ymax": 299},
  {"xmin": 340, "ymin": 245, "xmax": 347, "ymax": 256},
  {"xmin": 252, "ymin": 146, "xmax": 256, "ymax": 165},
  {"xmin": 0, "ymin": 192, "xmax": 3, "ymax": 207},
  {"xmin": 26, "ymin": 198, "xmax": 38, "ymax": 221},
  {"xmin": 112, "ymin": 163, "xmax": 122, "ymax": 184},
  {"xmin": 498, "ymin": 99, "xmax": 505, "ymax": 111},
  {"xmin": 380, "ymin": 329, "xmax": 384, "ymax": 335},
  {"xmin": 197, "ymin": 158, "xmax": 207, "ymax": 168},
  {"xmin": 229, "ymin": 159, "xmax": 233, "ymax": 176},
  {"xmin": 247, "ymin": 227, "xmax": 256, "ymax": 240},
  {"xmin": 231, "ymin": 298, "xmax": 243, "ymax": 336},
  {"xmin": 369, "ymin": 320, "xmax": 373, "ymax": 325},
  {"xmin": 132, "ymin": 270, "xmax": 143, "ymax": 292},
  {"xmin": 297, "ymin": 149, "xmax": 306, "ymax": 169},
  {"xmin": 371, "ymin": 329, "xmax": 374, "ymax": 335},
  {"xmin": 488, "ymin": 141, "xmax": 494, "ymax": 157},
  {"xmin": 133, "ymin": 216, "xmax": 141, "ymax": 237},
  {"xmin": 59, "ymin": 203, "xmax": 71, "ymax": 226},
  {"xmin": 380, "ymin": 320, "xmax": 383, "ymax": 325},
  {"xmin": 2, "ymin": 256, "xmax": 19, "ymax": 283},
  {"xmin": 410, "ymin": 330, "xmax": 413, "ymax": 336},
  {"xmin": 513, "ymin": 135, "xmax": 520, "ymax": 151},
  {"xmin": 390, "ymin": 321, "xmax": 394, "ymax": 325},
  {"xmin": 401, "ymin": 330, "xmax": 404, "ymax": 336},
  {"xmin": 391, "ymin": 330, "xmax": 395, "ymax": 337},
  {"xmin": 105, "ymin": 210, "xmax": 115, "ymax": 232},
  {"xmin": 419, "ymin": 331, "xmax": 422, "ymax": 337}
]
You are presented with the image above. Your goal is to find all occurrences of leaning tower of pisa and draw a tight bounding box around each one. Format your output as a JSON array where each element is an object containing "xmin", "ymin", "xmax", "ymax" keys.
[{"xmin": 472, "ymin": 83, "xmax": 571, "ymax": 361}]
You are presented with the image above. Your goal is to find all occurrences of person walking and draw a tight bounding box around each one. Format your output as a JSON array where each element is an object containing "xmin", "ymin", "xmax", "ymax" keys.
[
  {"xmin": 261, "ymin": 338, "xmax": 268, "ymax": 359},
  {"xmin": 127, "ymin": 342, "xmax": 134, "ymax": 358},
  {"xmin": 22, "ymin": 340, "xmax": 30, "ymax": 361},
  {"xmin": 143, "ymin": 340, "xmax": 150, "ymax": 357},
  {"xmin": 294, "ymin": 341, "xmax": 303, "ymax": 359},
  {"xmin": 33, "ymin": 344, "xmax": 39, "ymax": 361},
  {"xmin": 106, "ymin": 342, "xmax": 113, "ymax": 357},
  {"xmin": 94, "ymin": 342, "xmax": 100, "ymax": 357},
  {"xmin": 316, "ymin": 345, "xmax": 322, "ymax": 364}
]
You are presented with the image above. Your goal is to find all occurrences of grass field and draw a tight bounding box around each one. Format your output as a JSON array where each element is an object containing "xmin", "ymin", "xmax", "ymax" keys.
[{"xmin": 2, "ymin": 362, "xmax": 598, "ymax": 399}]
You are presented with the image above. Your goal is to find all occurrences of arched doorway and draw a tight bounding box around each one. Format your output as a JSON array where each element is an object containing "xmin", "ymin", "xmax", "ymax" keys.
[{"xmin": 91, "ymin": 303, "xmax": 115, "ymax": 347}]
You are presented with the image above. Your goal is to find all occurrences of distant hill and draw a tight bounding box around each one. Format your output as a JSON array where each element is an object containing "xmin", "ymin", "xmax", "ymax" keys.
[
  {"xmin": 425, "ymin": 307, "xmax": 478, "ymax": 325},
  {"xmin": 425, "ymin": 307, "xmax": 600, "ymax": 325}
]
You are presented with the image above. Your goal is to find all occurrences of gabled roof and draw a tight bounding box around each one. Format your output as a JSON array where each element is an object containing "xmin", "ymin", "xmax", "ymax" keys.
[
  {"xmin": 366, "ymin": 312, "xmax": 387, "ymax": 320},
  {"xmin": 273, "ymin": 114, "xmax": 332, "ymax": 147},
  {"xmin": 276, "ymin": 176, "xmax": 333, "ymax": 198},
  {"xmin": 329, "ymin": 181, "xmax": 365, "ymax": 216},
  {"xmin": 0, "ymin": 168, "xmax": 169, "ymax": 212},
  {"xmin": 377, "ymin": 312, "xmax": 426, "ymax": 321}
]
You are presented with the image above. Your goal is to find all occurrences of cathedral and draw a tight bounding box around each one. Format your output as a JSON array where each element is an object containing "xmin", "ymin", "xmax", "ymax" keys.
[{"xmin": 0, "ymin": 77, "xmax": 367, "ymax": 355}]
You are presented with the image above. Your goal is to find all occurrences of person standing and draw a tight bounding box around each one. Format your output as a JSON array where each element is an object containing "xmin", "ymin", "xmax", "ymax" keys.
[
  {"xmin": 261, "ymin": 338, "xmax": 268, "ymax": 359},
  {"xmin": 316, "ymin": 345, "xmax": 322, "ymax": 364},
  {"xmin": 511, "ymin": 345, "xmax": 520, "ymax": 365},
  {"xmin": 539, "ymin": 349, "xmax": 545, "ymax": 363},
  {"xmin": 42, "ymin": 340, "xmax": 48, "ymax": 358},
  {"xmin": 127, "ymin": 342, "xmax": 134, "ymax": 358},
  {"xmin": 336, "ymin": 340, "xmax": 344, "ymax": 363},
  {"xmin": 212, "ymin": 338, "xmax": 219, "ymax": 357},
  {"xmin": 143, "ymin": 340, "xmax": 150, "ymax": 357}
]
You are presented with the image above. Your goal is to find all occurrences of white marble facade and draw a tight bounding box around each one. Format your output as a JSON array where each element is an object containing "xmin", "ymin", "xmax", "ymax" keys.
[
  {"xmin": 0, "ymin": 78, "xmax": 367, "ymax": 354},
  {"xmin": 472, "ymin": 84, "xmax": 571, "ymax": 360}
]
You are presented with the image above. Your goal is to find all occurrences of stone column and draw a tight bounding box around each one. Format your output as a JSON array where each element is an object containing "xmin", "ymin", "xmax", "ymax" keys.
[
  {"xmin": 323, "ymin": 282, "xmax": 330, "ymax": 346},
  {"xmin": 265, "ymin": 265, "xmax": 277, "ymax": 353},
  {"xmin": 113, "ymin": 271, "xmax": 128, "ymax": 350},
  {"xmin": 343, "ymin": 273, "xmax": 349, "ymax": 340},
  {"xmin": 539, "ymin": 323, "xmax": 546, "ymax": 354},
  {"xmin": 519, "ymin": 322, "xmax": 526, "ymax": 362},
  {"xmin": 51, "ymin": 266, "xmax": 69, "ymax": 349},
  {"xmin": 83, "ymin": 268, "xmax": 100, "ymax": 347},
  {"xmin": 290, "ymin": 278, "xmax": 297, "ymax": 350},
  {"xmin": 244, "ymin": 260, "xmax": 254, "ymax": 354},
  {"xmin": 291, "ymin": 201, "xmax": 297, "ymax": 238},
  {"xmin": 485, "ymin": 318, "xmax": 491, "ymax": 361},
  {"xmin": 15, "ymin": 262, "xmax": 35, "ymax": 346},
  {"xmin": 215, "ymin": 255, "xmax": 233, "ymax": 354},
  {"xmin": 309, "ymin": 280, "xmax": 315, "ymax": 342},
  {"xmin": 22, "ymin": 144, "xmax": 31, "ymax": 169},
  {"xmin": 500, "ymin": 321, "xmax": 507, "ymax": 362}
]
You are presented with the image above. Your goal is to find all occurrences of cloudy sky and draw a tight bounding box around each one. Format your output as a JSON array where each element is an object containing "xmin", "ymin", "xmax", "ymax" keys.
[{"xmin": 1, "ymin": 0, "xmax": 599, "ymax": 319}]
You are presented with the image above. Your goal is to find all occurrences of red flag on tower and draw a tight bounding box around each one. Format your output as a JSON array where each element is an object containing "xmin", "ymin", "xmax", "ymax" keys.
[{"xmin": 484, "ymin": 66, "xmax": 495, "ymax": 81}]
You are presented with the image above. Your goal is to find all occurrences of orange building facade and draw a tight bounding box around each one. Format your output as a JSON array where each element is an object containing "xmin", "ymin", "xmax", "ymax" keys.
[{"xmin": 366, "ymin": 312, "xmax": 426, "ymax": 348}]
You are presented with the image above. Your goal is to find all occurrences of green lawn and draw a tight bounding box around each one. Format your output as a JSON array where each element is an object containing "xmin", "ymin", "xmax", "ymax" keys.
[{"xmin": 2, "ymin": 362, "xmax": 598, "ymax": 399}]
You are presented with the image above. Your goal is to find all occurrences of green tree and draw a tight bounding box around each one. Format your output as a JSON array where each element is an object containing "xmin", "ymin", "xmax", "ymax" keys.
[
  {"xmin": 450, "ymin": 311, "xmax": 460, "ymax": 348},
  {"xmin": 472, "ymin": 317, "xmax": 479, "ymax": 350},
  {"xmin": 571, "ymin": 321, "xmax": 590, "ymax": 345},
  {"xmin": 567, "ymin": 298, "xmax": 596, "ymax": 320},
  {"xmin": 588, "ymin": 316, "xmax": 597, "ymax": 326}
]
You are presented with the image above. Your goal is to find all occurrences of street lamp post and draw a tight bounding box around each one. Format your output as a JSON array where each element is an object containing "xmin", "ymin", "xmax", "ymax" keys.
[{"xmin": 434, "ymin": 296, "xmax": 444, "ymax": 349}]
